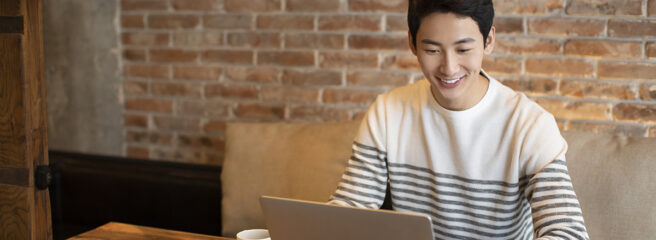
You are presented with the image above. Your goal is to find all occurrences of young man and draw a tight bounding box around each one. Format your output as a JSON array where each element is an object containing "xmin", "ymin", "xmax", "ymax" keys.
[{"xmin": 328, "ymin": 0, "xmax": 589, "ymax": 239}]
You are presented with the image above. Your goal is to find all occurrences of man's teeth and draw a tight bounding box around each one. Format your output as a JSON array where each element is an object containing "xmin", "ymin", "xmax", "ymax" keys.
[{"xmin": 440, "ymin": 77, "xmax": 461, "ymax": 84}]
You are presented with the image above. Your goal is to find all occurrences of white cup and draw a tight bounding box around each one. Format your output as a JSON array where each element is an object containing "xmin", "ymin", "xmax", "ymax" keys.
[{"xmin": 236, "ymin": 229, "xmax": 271, "ymax": 240}]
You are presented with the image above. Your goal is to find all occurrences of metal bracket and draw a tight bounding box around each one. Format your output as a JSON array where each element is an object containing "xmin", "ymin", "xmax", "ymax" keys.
[{"xmin": 35, "ymin": 165, "xmax": 52, "ymax": 190}]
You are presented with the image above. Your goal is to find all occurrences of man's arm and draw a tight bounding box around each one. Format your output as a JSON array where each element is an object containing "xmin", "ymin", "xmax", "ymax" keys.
[
  {"xmin": 525, "ymin": 159, "xmax": 589, "ymax": 239},
  {"xmin": 329, "ymin": 141, "xmax": 389, "ymax": 209}
]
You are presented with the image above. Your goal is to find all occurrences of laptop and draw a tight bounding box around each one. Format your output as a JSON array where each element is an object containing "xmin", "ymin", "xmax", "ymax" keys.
[{"xmin": 259, "ymin": 196, "xmax": 434, "ymax": 240}]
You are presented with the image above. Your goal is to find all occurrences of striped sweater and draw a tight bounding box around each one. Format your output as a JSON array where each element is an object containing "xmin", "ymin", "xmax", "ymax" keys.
[{"xmin": 329, "ymin": 72, "xmax": 589, "ymax": 239}]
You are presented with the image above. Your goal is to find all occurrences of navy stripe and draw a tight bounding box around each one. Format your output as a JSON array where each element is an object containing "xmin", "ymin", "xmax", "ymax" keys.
[
  {"xmin": 392, "ymin": 194, "xmax": 531, "ymax": 222},
  {"xmin": 390, "ymin": 170, "xmax": 522, "ymax": 196},
  {"xmin": 389, "ymin": 163, "xmax": 522, "ymax": 187},
  {"xmin": 353, "ymin": 141, "xmax": 387, "ymax": 155}
]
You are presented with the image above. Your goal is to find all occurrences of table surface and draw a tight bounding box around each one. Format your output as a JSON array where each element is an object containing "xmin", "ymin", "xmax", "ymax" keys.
[{"xmin": 68, "ymin": 222, "xmax": 235, "ymax": 240}]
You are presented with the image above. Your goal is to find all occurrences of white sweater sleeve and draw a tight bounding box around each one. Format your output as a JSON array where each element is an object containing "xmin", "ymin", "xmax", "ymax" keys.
[{"xmin": 329, "ymin": 96, "xmax": 389, "ymax": 209}]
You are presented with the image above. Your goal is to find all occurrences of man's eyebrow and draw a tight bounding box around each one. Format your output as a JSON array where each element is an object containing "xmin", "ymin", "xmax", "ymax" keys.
[{"xmin": 420, "ymin": 38, "xmax": 475, "ymax": 46}]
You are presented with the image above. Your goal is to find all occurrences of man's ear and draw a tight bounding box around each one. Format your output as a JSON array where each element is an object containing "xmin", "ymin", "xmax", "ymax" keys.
[
  {"xmin": 483, "ymin": 26, "xmax": 495, "ymax": 55},
  {"xmin": 408, "ymin": 30, "xmax": 418, "ymax": 55}
]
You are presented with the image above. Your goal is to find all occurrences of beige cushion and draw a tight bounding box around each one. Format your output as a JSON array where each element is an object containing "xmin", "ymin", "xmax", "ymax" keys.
[
  {"xmin": 564, "ymin": 131, "xmax": 656, "ymax": 240},
  {"xmin": 221, "ymin": 121, "xmax": 360, "ymax": 237}
]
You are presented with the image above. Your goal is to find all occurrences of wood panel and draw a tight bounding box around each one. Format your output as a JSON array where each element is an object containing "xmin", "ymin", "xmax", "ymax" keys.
[
  {"xmin": 0, "ymin": 168, "xmax": 29, "ymax": 187},
  {"xmin": 0, "ymin": 185, "xmax": 29, "ymax": 240},
  {"xmin": 0, "ymin": 34, "xmax": 26, "ymax": 169},
  {"xmin": 0, "ymin": 0, "xmax": 21, "ymax": 16}
]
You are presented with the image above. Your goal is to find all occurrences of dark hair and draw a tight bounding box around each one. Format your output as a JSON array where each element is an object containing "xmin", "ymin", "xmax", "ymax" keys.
[{"xmin": 408, "ymin": 0, "xmax": 494, "ymax": 48}]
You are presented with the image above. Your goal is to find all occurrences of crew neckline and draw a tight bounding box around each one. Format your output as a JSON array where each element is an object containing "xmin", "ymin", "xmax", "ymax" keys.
[{"xmin": 426, "ymin": 70, "xmax": 497, "ymax": 117}]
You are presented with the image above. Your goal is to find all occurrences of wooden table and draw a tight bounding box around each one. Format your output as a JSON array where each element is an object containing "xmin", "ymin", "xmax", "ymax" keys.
[{"xmin": 68, "ymin": 222, "xmax": 235, "ymax": 240}]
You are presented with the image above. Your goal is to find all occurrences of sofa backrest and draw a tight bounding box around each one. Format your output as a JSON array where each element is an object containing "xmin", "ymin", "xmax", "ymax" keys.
[
  {"xmin": 220, "ymin": 121, "xmax": 360, "ymax": 237},
  {"xmin": 221, "ymin": 121, "xmax": 656, "ymax": 238},
  {"xmin": 563, "ymin": 131, "xmax": 656, "ymax": 240}
]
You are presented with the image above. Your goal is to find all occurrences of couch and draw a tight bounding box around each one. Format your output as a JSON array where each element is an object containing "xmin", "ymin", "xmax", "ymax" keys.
[{"xmin": 221, "ymin": 121, "xmax": 656, "ymax": 239}]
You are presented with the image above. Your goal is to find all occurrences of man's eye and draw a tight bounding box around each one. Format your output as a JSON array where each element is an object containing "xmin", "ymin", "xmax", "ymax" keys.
[
  {"xmin": 424, "ymin": 49, "xmax": 440, "ymax": 54},
  {"xmin": 458, "ymin": 49, "xmax": 472, "ymax": 53}
]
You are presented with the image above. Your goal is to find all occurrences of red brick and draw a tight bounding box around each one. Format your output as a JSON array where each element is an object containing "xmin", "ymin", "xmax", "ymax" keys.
[
  {"xmin": 381, "ymin": 54, "xmax": 420, "ymax": 71},
  {"xmin": 528, "ymin": 18, "xmax": 604, "ymax": 36},
  {"xmin": 124, "ymin": 81, "xmax": 148, "ymax": 95},
  {"xmin": 347, "ymin": 71, "xmax": 409, "ymax": 88},
  {"xmin": 122, "ymin": 15, "xmax": 144, "ymax": 28},
  {"xmin": 283, "ymin": 69, "xmax": 342, "ymax": 86},
  {"xmin": 566, "ymin": 0, "xmax": 642, "ymax": 16},
  {"xmin": 151, "ymin": 82, "xmax": 202, "ymax": 97},
  {"xmin": 224, "ymin": 66, "xmax": 281, "ymax": 83},
  {"xmin": 349, "ymin": 0, "xmax": 406, "ymax": 12},
  {"xmin": 568, "ymin": 122, "xmax": 647, "ymax": 137},
  {"xmin": 203, "ymin": 120, "xmax": 227, "ymax": 133},
  {"xmin": 257, "ymin": 15, "xmax": 314, "ymax": 30},
  {"xmin": 536, "ymin": 99, "xmax": 611, "ymax": 121},
  {"xmin": 650, "ymin": 0, "xmax": 656, "ymax": 16},
  {"xmin": 287, "ymin": 0, "xmax": 340, "ymax": 12},
  {"xmin": 173, "ymin": 32, "xmax": 223, "ymax": 46},
  {"xmin": 127, "ymin": 131, "xmax": 173, "ymax": 145},
  {"xmin": 153, "ymin": 116, "xmax": 201, "ymax": 131},
  {"xmin": 560, "ymin": 81, "xmax": 636, "ymax": 100},
  {"xmin": 598, "ymin": 61, "xmax": 656, "ymax": 80},
  {"xmin": 151, "ymin": 148, "xmax": 206, "ymax": 164},
  {"xmin": 261, "ymin": 86, "xmax": 320, "ymax": 103},
  {"xmin": 177, "ymin": 101, "xmax": 229, "ymax": 118},
  {"xmin": 234, "ymin": 103, "xmax": 285, "ymax": 119},
  {"xmin": 318, "ymin": 15, "xmax": 381, "ymax": 31},
  {"xmin": 564, "ymin": 40, "xmax": 642, "ymax": 59},
  {"xmin": 495, "ymin": 37, "xmax": 560, "ymax": 55},
  {"xmin": 149, "ymin": 49, "xmax": 198, "ymax": 63},
  {"xmin": 647, "ymin": 42, "xmax": 656, "ymax": 59},
  {"xmin": 224, "ymin": 0, "xmax": 281, "ymax": 12},
  {"xmin": 323, "ymin": 88, "xmax": 380, "ymax": 105},
  {"xmin": 494, "ymin": 0, "xmax": 564, "ymax": 14},
  {"xmin": 123, "ymin": 49, "xmax": 146, "ymax": 61},
  {"xmin": 124, "ymin": 64, "xmax": 170, "ymax": 79},
  {"xmin": 500, "ymin": 78, "xmax": 557, "ymax": 96},
  {"xmin": 127, "ymin": 146, "xmax": 149, "ymax": 159},
  {"xmin": 122, "ymin": 32, "xmax": 169, "ymax": 46},
  {"xmin": 320, "ymin": 52, "xmax": 378, "ymax": 68},
  {"xmin": 258, "ymin": 51, "xmax": 315, "ymax": 66},
  {"xmin": 608, "ymin": 20, "xmax": 656, "ymax": 38},
  {"xmin": 285, "ymin": 33, "xmax": 344, "ymax": 49},
  {"xmin": 289, "ymin": 105, "xmax": 350, "ymax": 121},
  {"xmin": 348, "ymin": 34, "xmax": 408, "ymax": 51},
  {"xmin": 148, "ymin": 15, "xmax": 199, "ymax": 29},
  {"xmin": 203, "ymin": 14, "xmax": 253, "ymax": 29},
  {"xmin": 205, "ymin": 84, "xmax": 259, "ymax": 99},
  {"xmin": 125, "ymin": 114, "xmax": 148, "ymax": 128},
  {"xmin": 178, "ymin": 134, "xmax": 225, "ymax": 149},
  {"xmin": 125, "ymin": 98, "xmax": 173, "ymax": 113},
  {"xmin": 386, "ymin": 15, "xmax": 406, "ymax": 32},
  {"xmin": 495, "ymin": 17, "xmax": 523, "ymax": 34},
  {"xmin": 640, "ymin": 84, "xmax": 656, "ymax": 101},
  {"xmin": 613, "ymin": 103, "xmax": 656, "ymax": 124},
  {"xmin": 171, "ymin": 0, "xmax": 219, "ymax": 10},
  {"xmin": 201, "ymin": 50, "xmax": 253, "ymax": 64},
  {"xmin": 352, "ymin": 109, "xmax": 367, "ymax": 120},
  {"xmin": 526, "ymin": 58, "xmax": 594, "ymax": 77},
  {"xmin": 173, "ymin": 66, "xmax": 221, "ymax": 80},
  {"xmin": 226, "ymin": 32, "xmax": 281, "ymax": 48},
  {"xmin": 122, "ymin": 0, "xmax": 167, "ymax": 11},
  {"xmin": 482, "ymin": 56, "xmax": 522, "ymax": 75}
]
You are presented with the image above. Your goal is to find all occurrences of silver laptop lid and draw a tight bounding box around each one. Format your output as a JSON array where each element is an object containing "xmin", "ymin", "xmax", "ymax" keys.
[{"xmin": 260, "ymin": 196, "xmax": 434, "ymax": 240}]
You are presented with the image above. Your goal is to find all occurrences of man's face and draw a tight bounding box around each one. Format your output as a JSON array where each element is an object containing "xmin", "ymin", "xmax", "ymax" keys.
[{"xmin": 410, "ymin": 12, "xmax": 495, "ymax": 110}]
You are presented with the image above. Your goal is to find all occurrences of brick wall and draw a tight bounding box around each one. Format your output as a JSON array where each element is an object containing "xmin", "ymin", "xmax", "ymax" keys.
[{"xmin": 120, "ymin": 0, "xmax": 656, "ymax": 165}]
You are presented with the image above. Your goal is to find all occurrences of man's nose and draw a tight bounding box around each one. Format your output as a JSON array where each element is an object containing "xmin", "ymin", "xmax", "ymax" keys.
[{"xmin": 440, "ymin": 53, "xmax": 459, "ymax": 76}]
